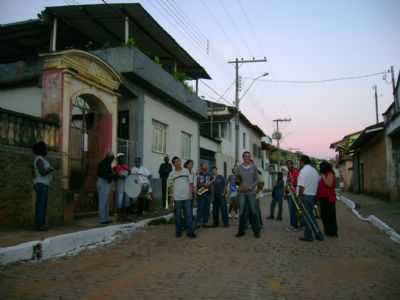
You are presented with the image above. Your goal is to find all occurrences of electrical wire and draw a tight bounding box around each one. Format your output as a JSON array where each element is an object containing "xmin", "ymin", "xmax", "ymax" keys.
[
  {"xmin": 218, "ymin": 0, "xmax": 254, "ymax": 57},
  {"xmin": 199, "ymin": 0, "xmax": 242, "ymax": 55},
  {"xmin": 170, "ymin": 0, "xmax": 209, "ymax": 43},
  {"xmin": 150, "ymin": 0, "xmax": 207, "ymax": 53},
  {"xmin": 200, "ymin": 80, "xmax": 234, "ymax": 106},
  {"xmin": 243, "ymin": 71, "xmax": 388, "ymax": 84},
  {"xmin": 157, "ymin": 0, "xmax": 206, "ymax": 50},
  {"xmin": 236, "ymin": 0, "xmax": 264, "ymax": 55}
]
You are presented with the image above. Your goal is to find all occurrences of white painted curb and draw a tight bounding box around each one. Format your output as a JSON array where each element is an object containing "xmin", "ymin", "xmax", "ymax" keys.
[
  {"xmin": 0, "ymin": 213, "xmax": 173, "ymax": 266},
  {"xmin": 338, "ymin": 195, "xmax": 400, "ymax": 244}
]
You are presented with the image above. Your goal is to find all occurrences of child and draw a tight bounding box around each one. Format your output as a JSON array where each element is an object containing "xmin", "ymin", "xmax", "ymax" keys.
[
  {"xmin": 267, "ymin": 172, "xmax": 284, "ymax": 221},
  {"xmin": 226, "ymin": 170, "xmax": 239, "ymax": 219}
]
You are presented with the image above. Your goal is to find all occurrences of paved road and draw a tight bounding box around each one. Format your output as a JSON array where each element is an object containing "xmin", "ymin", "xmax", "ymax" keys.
[{"xmin": 1, "ymin": 197, "xmax": 400, "ymax": 300}]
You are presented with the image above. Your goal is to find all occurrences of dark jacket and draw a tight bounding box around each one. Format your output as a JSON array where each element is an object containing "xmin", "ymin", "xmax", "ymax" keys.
[
  {"xmin": 272, "ymin": 179, "xmax": 284, "ymax": 201},
  {"xmin": 159, "ymin": 162, "xmax": 172, "ymax": 179},
  {"xmin": 98, "ymin": 159, "xmax": 114, "ymax": 183},
  {"xmin": 213, "ymin": 175, "xmax": 226, "ymax": 197}
]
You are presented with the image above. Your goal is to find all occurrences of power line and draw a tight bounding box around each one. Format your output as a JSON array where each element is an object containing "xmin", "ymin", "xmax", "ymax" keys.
[
  {"xmin": 170, "ymin": 0, "xmax": 209, "ymax": 43},
  {"xmin": 157, "ymin": 0, "xmax": 206, "ymax": 49},
  {"xmin": 243, "ymin": 71, "xmax": 388, "ymax": 84},
  {"xmin": 162, "ymin": 0, "xmax": 204, "ymax": 43},
  {"xmin": 200, "ymin": 80, "xmax": 234, "ymax": 106},
  {"xmin": 199, "ymin": 0, "xmax": 242, "ymax": 55},
  {"xmin": 218, "ymin": 0, "xmax": 254, "ymax": 57},
  {"xmin": 236, "ymin": 0, "xmax": 264, "ymax": 55},
  {"xmin": 151, "ymin": 0, "xmax": 206, "ymax": 53}
]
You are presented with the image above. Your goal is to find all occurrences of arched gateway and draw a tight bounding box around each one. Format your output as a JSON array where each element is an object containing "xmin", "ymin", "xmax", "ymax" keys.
[{"xmin": 41, "ymin": 49, "xmax": 120, "ymax": 218}]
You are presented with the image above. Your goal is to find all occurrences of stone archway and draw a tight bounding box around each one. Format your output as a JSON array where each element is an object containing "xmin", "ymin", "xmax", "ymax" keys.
[{"xmin": 41, "ymin": 50, "xmax": 121, "ymax": 219}]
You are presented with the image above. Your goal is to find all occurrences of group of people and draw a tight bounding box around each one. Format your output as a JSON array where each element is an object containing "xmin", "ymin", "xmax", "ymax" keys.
[
  {"xmin": 167, "ymin": 151, "xmax": 263, "ymax": 239},
  {"xmin": 268, "ymin": 156, "xmax": 338, "ymax": 242},
  {"xmin": 32, "ymin": 140, "xmax": 338, "ymax": 242},
  {"xmin": 97, "ymin": 153, "xmax": 152, "ymax": 224}
]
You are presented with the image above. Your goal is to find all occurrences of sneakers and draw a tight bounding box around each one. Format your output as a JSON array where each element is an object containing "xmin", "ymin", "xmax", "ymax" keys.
[{"xmin": 286, "ymin": 226, "xmax": 300, "ymax": 232}]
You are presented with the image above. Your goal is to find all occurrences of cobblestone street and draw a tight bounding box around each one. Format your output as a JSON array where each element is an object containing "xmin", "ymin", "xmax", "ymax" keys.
[{"xmin": 1, "ymin": 198, "xmax": 400, "ymax": 300}]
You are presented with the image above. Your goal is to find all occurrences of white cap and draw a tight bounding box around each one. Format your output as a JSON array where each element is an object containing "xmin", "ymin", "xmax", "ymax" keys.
[{"xmin": 116, "ymin": 153, "xmax": 125, "ymax": 158}]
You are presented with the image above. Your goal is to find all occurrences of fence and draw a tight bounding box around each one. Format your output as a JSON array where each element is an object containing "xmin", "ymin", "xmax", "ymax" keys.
[{"xmin": 0, "ymin": 108, "xmax": 59, "ymax": 150}]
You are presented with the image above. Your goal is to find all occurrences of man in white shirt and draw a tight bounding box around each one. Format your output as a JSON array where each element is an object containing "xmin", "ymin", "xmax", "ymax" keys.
[
  {"xmin": 297, "ymin": 155, "xmax": 324, "ymax": 242},
  {"xmin": 131, "ymin": 157, "xmax": 152, "ymax": 216},
  {"xmin": 168, "ymin": 156, "xmax": 196, "ymax": 238}
]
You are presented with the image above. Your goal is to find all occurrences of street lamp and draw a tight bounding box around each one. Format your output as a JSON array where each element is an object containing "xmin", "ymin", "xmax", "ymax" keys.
[
  {"xmin": 234, "ymin": 72, "xmax": 269, "ymax": 168},
  {"xmin": 240, "ymin": 73, "xmax": 269, "ymax": 100}
]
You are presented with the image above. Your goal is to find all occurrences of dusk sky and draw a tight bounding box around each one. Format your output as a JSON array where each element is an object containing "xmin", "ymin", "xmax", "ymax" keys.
[{"xmin": 1, "ymin": 0, "xmax": 399, "ymax": 158}]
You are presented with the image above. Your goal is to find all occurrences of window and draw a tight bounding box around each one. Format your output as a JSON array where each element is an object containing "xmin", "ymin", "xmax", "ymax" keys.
[
  {"xmin": 181, "ymin": 131, "xmax": 192, "ymax": 160},
  {"xmin": 152, "ymin": 120, "xmax": 167, "ymax": 153},
  {"xmin": 220, "ymin": 123, "xmax": 226, "ymax": 138},
  {"xmin": 228, "ymin": 122, "xmax": 232, "ymax": 141},
  {"xmin": 253, "ymin": 144, "xmax": 258, "ymax": 157},
  {"xmin": 242, "ymin": 132, "xmax": 246, "ymax": 148}
]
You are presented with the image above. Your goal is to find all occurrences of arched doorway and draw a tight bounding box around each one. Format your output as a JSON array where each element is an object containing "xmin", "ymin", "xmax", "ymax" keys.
[
  {"xmin": 41, "ymin": 49, "xmax": 121, "ymax": 220},
  {"xmin": 69, "ymin": 94, "xmax": 112, "ymax": 214}
]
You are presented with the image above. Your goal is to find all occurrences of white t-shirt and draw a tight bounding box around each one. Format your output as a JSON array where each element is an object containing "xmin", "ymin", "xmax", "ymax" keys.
[
  {"xmin": 168, "ymin": 168, "xmax": 193, "ymax": 201},
  {"xmin": 297, "ymin": 164, "xmax": 320, "ymax": 196},
  {"xmin": 33, "ymin": 156, "xmax": 52, "ymax": 185},
  {"xmin": 131, "ymin": 166, "xmax": 152, "ymax": 192}
]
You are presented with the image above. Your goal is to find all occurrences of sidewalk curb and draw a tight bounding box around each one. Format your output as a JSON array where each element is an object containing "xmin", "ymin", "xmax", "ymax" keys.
[
  {"xmin": 338, "ymin": 195, "xmax": 400, "ymax": 244},
  {"xmin": 0, "ymin": 213, "xmax": 173, "ymax": 266}
]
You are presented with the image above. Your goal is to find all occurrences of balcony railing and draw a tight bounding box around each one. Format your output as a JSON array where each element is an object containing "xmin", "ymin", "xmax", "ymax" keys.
[{"xmin": 0, "ymin": 108, "xmax": 59, "ymax": 150}]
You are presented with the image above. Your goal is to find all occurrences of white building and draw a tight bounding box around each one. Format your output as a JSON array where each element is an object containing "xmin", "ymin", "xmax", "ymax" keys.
[
  {"xmin": 0, "ymin": 3, "xmax": 211, "ymax": 209},
  {"xmin": 200, "ymin": 101, "xmax": 272, "ymax": 188}
]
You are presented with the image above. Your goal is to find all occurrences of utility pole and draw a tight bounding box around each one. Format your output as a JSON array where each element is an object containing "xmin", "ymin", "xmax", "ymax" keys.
[
  {"xmin": 373, "ymin": 85, "xmax": 379, "ymax": 124},
  {"xmin": 228, "ymin": 57, "xmax": 267, "ymax": 167},
  {"xmin": 272, "ymin": 118, "xmax": 291, "ymax": 168},
  {"xmin": 390, "ymin": 66, "xmax": 399, "ymax": 112}
]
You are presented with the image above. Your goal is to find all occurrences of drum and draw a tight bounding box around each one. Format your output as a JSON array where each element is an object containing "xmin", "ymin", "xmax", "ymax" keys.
[{"xmin": 124, "ymin": 174, "xmax": 149, "ymax": 200}]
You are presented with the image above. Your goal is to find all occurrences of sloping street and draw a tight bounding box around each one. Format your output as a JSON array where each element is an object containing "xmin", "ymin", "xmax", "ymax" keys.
[{"xmin": 1, "ymin": 199, "xmax": 400, "ymax": 300}]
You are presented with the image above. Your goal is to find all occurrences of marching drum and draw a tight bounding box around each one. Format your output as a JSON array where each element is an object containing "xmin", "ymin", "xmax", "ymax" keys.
[{"xmin": 124, "ymin": 174, "xmax": 149, "ymax": 201}]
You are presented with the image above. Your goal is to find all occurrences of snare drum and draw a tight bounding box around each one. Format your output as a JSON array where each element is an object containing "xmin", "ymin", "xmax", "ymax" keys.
[{"xmin": 125, "ymin": 174, "xmax": 150, "ymax": 201}]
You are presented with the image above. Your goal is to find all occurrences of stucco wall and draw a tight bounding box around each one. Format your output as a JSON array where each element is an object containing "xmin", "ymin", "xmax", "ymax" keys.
[
  {"xmin": 359, "ymin": 135, "xmax": 389, "ymax": 198},
  {"xmin": 0, "ymin": 85, "xmax": 42, "ymax": 117},
  {"xmin": 143, "ymin": 95, "xmax": 199, "ymax": 178},
  {"xmin": 339, "ymin": 160, "xmax": 353, "ymax": 191},
  {"xmin": 0, "ymin": 144, "xmax": 64, "ymax": 227}
]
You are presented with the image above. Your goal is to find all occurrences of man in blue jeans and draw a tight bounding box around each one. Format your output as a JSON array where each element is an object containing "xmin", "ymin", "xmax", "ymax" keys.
[
  {"xmin": 168, "ymin": 156, "xmax": 196, "ymax": 238},
  {"xmin": 196, "ymin": 163, "xmax": 212, "ymax": 227},
  {"xmin": 297, "ymin": 155, "xmax": 324, "ymax": 242},
  {"xmin": 236, "ymin": 151, "xmax": 260, "ymax": 238},
  {"xmin": 211, "ymin": 167, "xmax": 229, "ymax": 227}
]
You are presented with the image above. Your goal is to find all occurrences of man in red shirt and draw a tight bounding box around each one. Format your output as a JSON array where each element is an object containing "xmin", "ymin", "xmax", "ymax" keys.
[{"xmin": 286, "ymin": 160, "xmax": 300, "ymax": 231}]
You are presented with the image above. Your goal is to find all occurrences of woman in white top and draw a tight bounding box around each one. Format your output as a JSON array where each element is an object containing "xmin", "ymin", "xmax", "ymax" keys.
[{"xmin": 32, "ymin": 141, "xmax": 55, "ymax": 231}]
